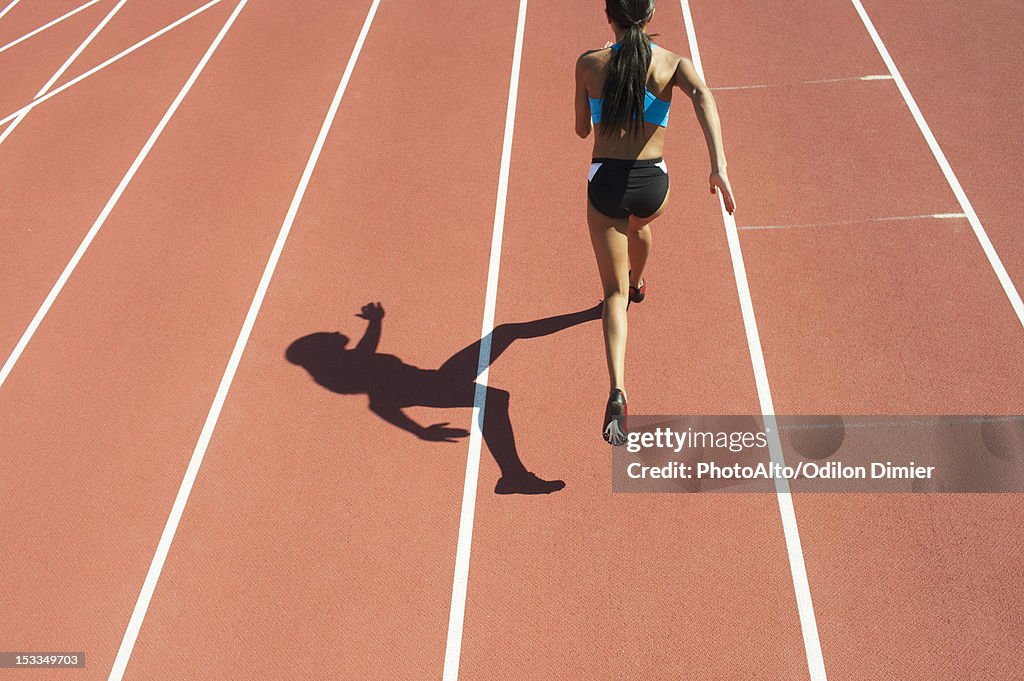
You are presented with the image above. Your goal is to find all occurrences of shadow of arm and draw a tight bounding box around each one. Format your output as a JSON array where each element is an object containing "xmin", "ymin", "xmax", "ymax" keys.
[
  {"xmin": 355, "ymin": 302, "xmax": 383, "ymax": 353},
  {"xmin": 368, "ymin": 399, "xmax": 469, "ymax": 443},
  {"xmin": 369, "ymin": 399, "xmax": 424, "ymax": 437}
]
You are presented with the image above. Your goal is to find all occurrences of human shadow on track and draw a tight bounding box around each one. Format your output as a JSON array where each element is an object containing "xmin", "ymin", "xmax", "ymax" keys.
[{"xmin": 285, "ymin": 302, "xmax": 602, "ymax": 495}]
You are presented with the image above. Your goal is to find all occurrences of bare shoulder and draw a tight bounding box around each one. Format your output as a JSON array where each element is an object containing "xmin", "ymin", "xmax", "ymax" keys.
[
  {"xmin": 650, "ymin": 44, "xmax": 689, "ymax": 92},
  {"xmin": 653, "ymin": 46, "xmax": 696, "ymax": 72},
  {"xmin": 652, "ymin": 44, "xmax": 685, "ymax": 63},
  {"xmin": 576, "ymin": 46, "xmax": 614, "ymax": 88},
  {"xmin": 653, "ymin": 47, "xmax": 703, "ymax": 94},
  {"xmin": 576, "ymin": 46, "xmax": 611, "ymax": 68}
]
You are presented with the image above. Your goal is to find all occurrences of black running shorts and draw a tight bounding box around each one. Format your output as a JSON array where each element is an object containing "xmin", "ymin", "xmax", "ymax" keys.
[{"xmin": 587, "ymin": 157, "xmax": 669, "ymax": 219}]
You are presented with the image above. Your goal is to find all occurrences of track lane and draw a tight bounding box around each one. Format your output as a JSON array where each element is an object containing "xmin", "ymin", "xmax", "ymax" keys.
[
  {"xmin": 689, "ymin": 0, "xmax": 884, "ymax": 88},
  {"xmin": 109, "ymin": 1, "xmax": 524, "ymax": 678},
  {"xmin": 455, "ymin": 0, "xmax": 811, "ymax": 678},
  {"xmin": 690, "ymin": 0, "xmax": 1024, "ymax": 677},
  {"xmin": 0, "ymin": 0, "xmax": 86, "ymax": 44},
  {"xmin": 0, "ymin": 0, "xmax": 112, "ymax": 115},
  {"xmin": 713, "ymin": 82, "xmax": 962, "ymax": 229},
  {"xmin": 855, "ymin": 0, "xmax": 1024, "ymax": 323},
  {"xmin": 0, "ymin": 0, "xmax": 232, "ymax": 369},
  {"xmin": 0, "ymin": 0, "xmax": 380, "ymax": 675},
  {"xmin": 47, "ymin": 0, "xmax": 235, "ymax": 86}
]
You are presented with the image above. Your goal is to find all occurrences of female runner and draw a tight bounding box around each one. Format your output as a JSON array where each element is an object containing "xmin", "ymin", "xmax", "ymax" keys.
[{"xmin": 575, "ymin": 0, "xmax": 736, "ymax": 444}]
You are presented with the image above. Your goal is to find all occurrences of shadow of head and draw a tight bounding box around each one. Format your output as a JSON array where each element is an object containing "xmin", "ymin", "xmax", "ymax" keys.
[
  {"xmin": 285, "ymin": 331, "xmax": 374, "ymax": 395},
  {"xmin": 285, "ymin": 331, "xmax": 350, "ymax": 368}
]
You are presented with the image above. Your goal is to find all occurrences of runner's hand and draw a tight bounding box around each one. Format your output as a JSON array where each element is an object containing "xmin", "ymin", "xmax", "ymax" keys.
[{"xmin": 710, "ymin": 170, "xmax": 736, "ymax": 215}]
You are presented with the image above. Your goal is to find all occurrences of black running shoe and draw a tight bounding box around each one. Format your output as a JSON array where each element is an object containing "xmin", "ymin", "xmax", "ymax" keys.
[
  {"xmin": 628, "ymin": 269, "xmax": 646, "ymax": 303},
  {"xmin": 494, "ymin": 472, "xmax": 566, "ymax": 495},
  {"xmin": 603, "ymin": 388, "xmax": 628, "ymax": 445},
  {"xmin": 630, "ymin": 279, "xmax": 646, "ymax": 303}
]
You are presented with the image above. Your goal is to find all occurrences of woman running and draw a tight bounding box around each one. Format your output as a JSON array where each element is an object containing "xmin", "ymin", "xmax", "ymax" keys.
[{"xmin": 575, "ymin": 0, "xmax": 736, "ymax": 445}]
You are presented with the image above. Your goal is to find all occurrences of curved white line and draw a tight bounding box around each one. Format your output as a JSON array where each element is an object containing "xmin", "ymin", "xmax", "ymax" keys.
[
  {"xmin": 0, "ymin": 0, "xmax": 101, "ymax": 55},
  {"xmin": 0, "ymin": 0, "xmax": 129, "ymax": 148}
]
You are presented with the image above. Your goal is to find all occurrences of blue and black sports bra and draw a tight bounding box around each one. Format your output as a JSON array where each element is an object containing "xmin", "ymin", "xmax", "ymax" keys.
[{"xmin": 588, "ymin": 42, "xmax": 670, "ymax": 127}]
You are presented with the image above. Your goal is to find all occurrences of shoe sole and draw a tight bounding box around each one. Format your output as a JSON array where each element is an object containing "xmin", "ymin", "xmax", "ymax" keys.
[{"xmin": 603, "ymin": 394, "xmax": 628, "ymax": 446}]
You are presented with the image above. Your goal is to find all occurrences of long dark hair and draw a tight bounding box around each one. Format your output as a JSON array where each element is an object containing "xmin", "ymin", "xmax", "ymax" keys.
[{"xmin": 600, "ymin": 0, "xmax": 656, "ymax": 136}]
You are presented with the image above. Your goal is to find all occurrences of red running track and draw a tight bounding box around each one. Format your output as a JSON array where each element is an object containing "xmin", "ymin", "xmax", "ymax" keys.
[
  {"xmin": 0, "ymin": 0, "xmax": 114, "ymax": 122},
  {"xmin": 693, "ymin": 0, "xmax": 1024, "ymax": 677},
  {"xmin": 1, "ymin": 0, "xmax": 1021, "ymax": 678}
]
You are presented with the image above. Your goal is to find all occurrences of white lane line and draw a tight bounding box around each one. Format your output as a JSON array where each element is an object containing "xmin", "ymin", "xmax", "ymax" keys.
[
  {"xmin": 740, "ymin": 212, "xmax": 967, "ymax": 231},
  {"xmin": 712, "ymin": 74, "xmax": 892, "ymax": 91},
  {"xmin": 106, "ymin": 0, "xmax": 381, "ymax": 677},
  {"xmin": 680, "ymin": 1, "xmax": 828, "ymax": 679},
  {"xmin": 0, "ymin": 0, "xmax": 223, "ymax": 128},
  {"xmin": 0, "ymin": 0, "xmax": 233, "ymax": 393},
  {"xmin": 850, "ymin": 0, "xmax": 1024, "ymax": 330},
  {"xmin": 0, "ymin": 0, "xmax": 128, "ymax": 148},
  {"xmin": 0, "ymin": 0, "xmax": 101, "ymax": 55},
  {"xmin": 0, "ymin": 0, "xmax": 24, "ymax": 22},
  {"xmin": 442, "ymin": 0, "xmax": 527, "ymax": 679}
]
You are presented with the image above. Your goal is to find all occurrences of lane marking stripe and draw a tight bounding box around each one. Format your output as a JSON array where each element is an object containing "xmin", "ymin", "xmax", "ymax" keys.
[
  {"xmin": 679, "ymin": 1, "xmax": 828, "ymax": 679},
  {"xmin": 0, "ymin": 0, "xmax": 129, "ymax": 148},
  {"xmin": 0, "ymin": 0, "xmax": 101, "ymax": 55},
  {"xmin": 712, "ymin": 74, "xmax": 892, "ymax": 91},
  {"xmin": 34, "ymin": 0, "xmax": 128, "ymax": 97},
  {"xmin": 740, "ymin": 212, "xmax": 967, "ymax": 231},
  {"xmin": 442, "ymin": 0, "xmax": 527, "ymax": 679},
  {"xmin": 0, "ymin": 0, "xmax": 227, "ymax": 392},
  {"xmin": 849, "ymin": 0, "xmax": 1024, "ymax": 329},
  {"xmin": 0, "ymin": 0, "xmax": 23, "ymax": 22},
  {"xmin": 106, "ymin": 0, "xmax": 382, "ymax": 677},
  {"xmin": 0, "ymin": 0, "xmax": 224, "ymax": 128}
]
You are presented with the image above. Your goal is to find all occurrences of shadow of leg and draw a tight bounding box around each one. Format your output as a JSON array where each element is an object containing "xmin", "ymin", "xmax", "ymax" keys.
[
  {"xmin": 485, "ymin": 387, "xmax": 565, "ymax": 495},
  {"xmin": 438, "ymin": 304, "xmax": 602, "ymax": 384}
]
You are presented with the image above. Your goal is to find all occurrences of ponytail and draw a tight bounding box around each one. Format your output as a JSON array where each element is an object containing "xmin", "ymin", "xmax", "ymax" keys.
[{"xmin": 600, "ymin": 1, "xmax": 655, "ymax": 136}]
